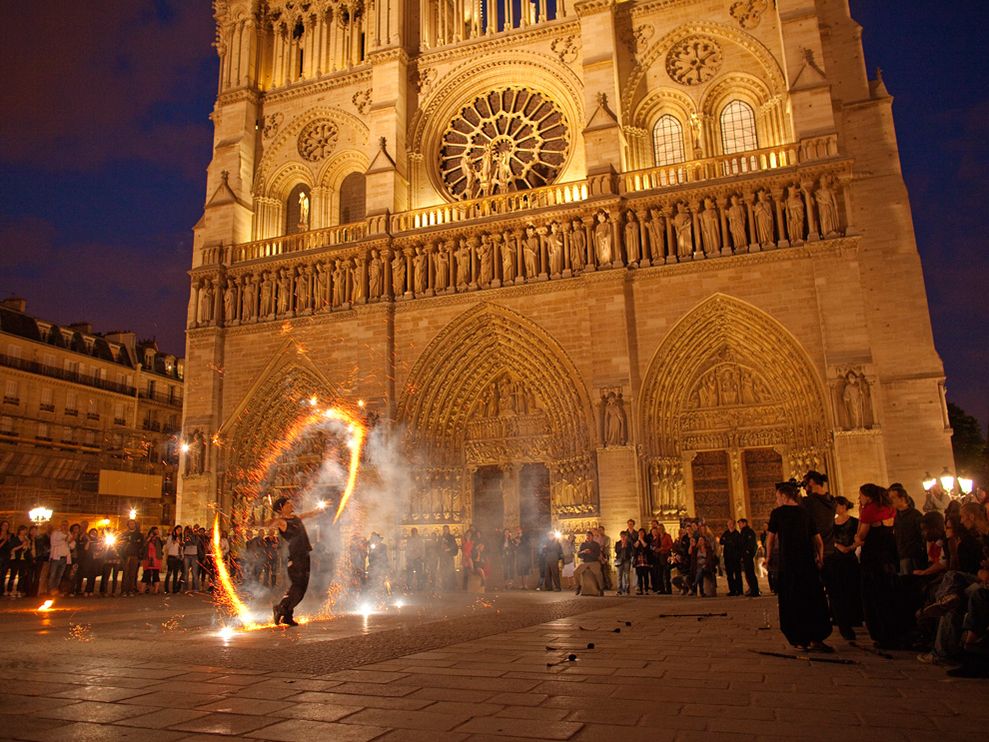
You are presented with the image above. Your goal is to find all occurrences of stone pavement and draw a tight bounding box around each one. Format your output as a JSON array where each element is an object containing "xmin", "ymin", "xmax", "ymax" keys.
[{"xmin": 0, "ymin": 589, "xmax": 983, "ymax": 741}]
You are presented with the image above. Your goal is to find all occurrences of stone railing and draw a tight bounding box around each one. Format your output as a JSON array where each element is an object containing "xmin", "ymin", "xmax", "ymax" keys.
[
  {"xmin": 189, "ymin": 158, "xmax": 852, "ymax": 330},
  {"xmin": 230, "ymin": 222, "xmax": 367, "ymax": 265},
  {"xmin": 621, "ymin": 143, "xmax": 800, "ymax": 194},
  {"xmin": 390, "ymin": 179, "xmax": 590, "ymax": 233}
]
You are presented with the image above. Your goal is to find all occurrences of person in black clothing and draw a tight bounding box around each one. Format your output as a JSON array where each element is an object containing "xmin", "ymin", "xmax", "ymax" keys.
[
  {"xmin": 270, "ymin": 496, "xmax": 320, "ymax": 627},
  {"xmin": 541, "ymin": 532, "xmax": 563, "ymax": 592},
  {"xmin": 889, "ymin": 484, "xmax": 926, "ymax": 575},
  {"xmin": 737, "ymin": 518, "xmax": 760, "ymax": 597},
  {"xmin": 120, "ymin": 520, "xmax": 145, "ymax": 597},
  {"xmin": 719, "ymin": 520, "xmax": 744, "ymax": 596},
  {"xmin": 766, "ymin": 481, "xmax": 833, "ymax": 652},
  {"xmin": 827, "ymin": 496, "xmax": 863, "ymax": 640}
]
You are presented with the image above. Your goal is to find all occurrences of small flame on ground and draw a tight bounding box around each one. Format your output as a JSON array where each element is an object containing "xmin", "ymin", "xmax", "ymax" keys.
[
  {"xmin": 37, "ymin": 600, "xmax": 54, "ymax": 612},
  {"xmin": 218, "ymin": 626, "xmax": 236, "ymax": 641}
]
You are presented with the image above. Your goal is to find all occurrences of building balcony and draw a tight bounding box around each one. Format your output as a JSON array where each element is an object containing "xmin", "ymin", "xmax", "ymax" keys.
[{"xmin": 0, "ymin": 353, "xmax": 137, "ymax": 396}]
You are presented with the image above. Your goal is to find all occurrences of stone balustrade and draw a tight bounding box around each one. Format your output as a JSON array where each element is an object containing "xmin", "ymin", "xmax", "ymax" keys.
[{"xmin": 190, "ymin": 154, "xmax": 852, "ymax": 330}]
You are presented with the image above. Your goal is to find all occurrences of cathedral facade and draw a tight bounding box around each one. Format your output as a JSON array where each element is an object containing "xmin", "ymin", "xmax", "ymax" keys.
[{"xmin": 180, "ymin": 0, "xmax": 953, "ymax": 538}]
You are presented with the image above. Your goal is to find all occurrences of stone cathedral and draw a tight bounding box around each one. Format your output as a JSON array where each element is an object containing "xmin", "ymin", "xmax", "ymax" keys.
[{"xmin": 179, "ymin": 0, "xmax": 953, "ymax": 539}]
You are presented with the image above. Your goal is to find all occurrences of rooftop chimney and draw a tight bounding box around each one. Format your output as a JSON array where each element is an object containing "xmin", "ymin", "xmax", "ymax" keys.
[{"xmin": 1, "ymin": 297, "xmax": 27, "ymax": 313}]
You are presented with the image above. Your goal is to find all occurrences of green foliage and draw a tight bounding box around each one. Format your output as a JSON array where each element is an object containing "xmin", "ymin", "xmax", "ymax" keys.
[{"xmin": 948, "ymin": 402, "xmax": 988, "ymax": 480}]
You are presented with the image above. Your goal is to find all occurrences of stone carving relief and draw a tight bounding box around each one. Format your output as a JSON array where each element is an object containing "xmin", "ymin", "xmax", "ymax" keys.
[
  {"xmin": 621, "ymin": 23, "xmax": 655, "ymax": 56},
  {"xmin": 261, "ymin": 111, "xmax": 283, "ymax": 139},
  {"xmin": 729, "ymin": 0, "xmax": 768, "ymax": 30},
  {"xmin": 601, "ymin": 390, "xmax": 628, "ymax": 446},
  {"xmin": 410, "ymin": 468, "xmax": 464, "ymax": 522},
  {"xmin": 649, "ymin": 456, "xmax": 686, "ymax": 516},
  {"xmin": 691, "ymin": 364, "xmax": 771, "ymax": 410},
  {"xmin": 550, "ymin": 35, "xmax": 579, "ymax": 64},
  {"xmin": 439, "ymin": 87, "xmax": 569, "ymax": 200},
  {"xmin": 297, "ymin": 119, "xmax": 339, "ymax": 162},
  {"xmin": 414, "ymin": 67, "xmax": 437, "ymax": 94},
  {"xmin": 665, "ymin": 36, "xmax": 723, "ymax": 86},
  {"xmin": 835, "ymin": 368, "xmax": 874, "ymax": 431},
  {"xmin": 184, "ymin": 429, "xmax": 207, "ymax": 476},
  {"xmin": 351, "ymin": 89, "xmax": 371, "ymax": 115}
]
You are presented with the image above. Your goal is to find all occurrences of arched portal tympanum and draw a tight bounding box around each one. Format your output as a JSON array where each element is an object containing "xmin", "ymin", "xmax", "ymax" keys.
[
  {"xmin": 398, "ymin": 303, "xmax": 597, "ymax": 533},
  {"xmin": 639, "ymin": 294, "xmax": 831, "ymax": 525}
]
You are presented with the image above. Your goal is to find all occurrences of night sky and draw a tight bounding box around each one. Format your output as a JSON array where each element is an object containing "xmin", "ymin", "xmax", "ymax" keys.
[{"xmin": 1, "ymin": 2, "xmax": 986, "ymax": 428}]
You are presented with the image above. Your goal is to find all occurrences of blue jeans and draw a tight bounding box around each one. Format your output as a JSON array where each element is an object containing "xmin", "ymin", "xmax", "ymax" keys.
[
  {"xmin": 617, "ymin": 562, "xmax": 631, "ymax": 594},
  {"xmin": 183, "ymin": 556, "xmax": 200, "ymax": 591},
  {"xmin": 48, "ymin": 558, "xmax": 67, "ymax": 593}
]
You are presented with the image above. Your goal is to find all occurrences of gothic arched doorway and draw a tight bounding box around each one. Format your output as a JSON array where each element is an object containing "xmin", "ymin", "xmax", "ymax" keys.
[
  {"xmin": 639, "ymin": 294, "xmax": 831, "ymax": 527},
  {"xmin": 398, "ymin": 303, "xmax": 596, "ymax": 540}
]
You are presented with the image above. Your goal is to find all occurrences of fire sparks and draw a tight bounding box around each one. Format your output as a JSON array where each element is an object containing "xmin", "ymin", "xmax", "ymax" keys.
[
  {"xmin": 68, "ymin": 623, "xmax": 93, "ymax": 642},
  {"xmin": 37, "ymin": 600, "xmax": 54, "ymax": 612},
  {"xmin": 211, "ymin": 403, "xmax": 367, "ymax": 633}
]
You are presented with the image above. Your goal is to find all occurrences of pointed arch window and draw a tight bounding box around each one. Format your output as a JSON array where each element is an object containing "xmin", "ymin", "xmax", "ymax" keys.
[
  {"xmin": 652, "ymin": 114, "xmax": 686, "ymax": 167},
  {"xmin": 720, "ymin": 100, "xmax": 758, "ymax": 154}
]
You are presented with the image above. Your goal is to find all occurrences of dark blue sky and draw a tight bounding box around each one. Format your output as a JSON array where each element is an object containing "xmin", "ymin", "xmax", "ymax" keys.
[{"xmin": 1, "ymin": 2, "xmax": 986, "ymax": 428}]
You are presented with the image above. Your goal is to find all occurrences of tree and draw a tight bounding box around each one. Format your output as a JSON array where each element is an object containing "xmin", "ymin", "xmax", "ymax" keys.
[{"xmin": 948, "ymin": 402, "xmax": 988, "ymax": 481}]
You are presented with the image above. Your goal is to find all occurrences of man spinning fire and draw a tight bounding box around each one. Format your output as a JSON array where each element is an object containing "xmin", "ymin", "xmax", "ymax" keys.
[{"xmin": 269, "ymin": 496, "xmax": 321, "ymax": 627}]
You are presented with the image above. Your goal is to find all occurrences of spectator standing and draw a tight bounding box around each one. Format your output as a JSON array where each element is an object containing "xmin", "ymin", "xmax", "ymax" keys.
[
  {"xmin": 181, "ymin": 526, "xmax": 200, "ymax": 593},
  {"xmin": 651, "ymin": 525, "xmax": 673, "ymax": 594},
  {"xmin": 5, "ymin": 526, "xmax": 29, "ymax": 597},
  {"xmin": 720, "ymin": 520, "xmax": 744, "ymax": 596},
  {"xmin": 574, "ymin": 531, "xmax": 603, "ymax": 595},
  {"xmin": 77, "ymin": 529, "xmax": 100, "ymax": 597},
  {"xmin": 738, "ymin": 518, "xmax": 760, "ymax": 597},
  {"xmin": 440, "ymin": 524, "xmax": 458, "ymax": 590},
  {"xmin": 614, "ymin": 531, "xmax": 633, "ymax": 595},
  {"xmin": 22, "ymin": 526, "xmax": 39, "ymax": 597},
  {"xmin": 923, "ymin": 482, "xmax": 953, "ymax": 514},
  {"xmin": 561, "ymin": 532, "xmax": 576, "ymax": 589},
  {"xmin": 47, "ymin": 520, "xmax": 71, "ymax": 596},
  {"xmin": 501, "ymin": 529, "xmax": 517, "ymax": 589},
  {"xmin": 99, "ymin": 532, "xmax": 122, "ymax": 597},
  {"xmin": 405, "ymin": 527, "xmax": 425, "ymax": 592},
  {"xmin": 541, "ymin": 531, "xmax": 563, "ymax": 592},
  {"xmin": 827, "ymin": 496, "xmax": 863, "ymax": 640},
  {"xmin": 142, "ymin": 527, "xmax": 163, "ymax": 595},
  {"xmin": 890, "ymin": 484, "xmax": 926, "ymax": 575},
  {"xmin": 633, "ymin": 528, "xmax": 651, "ymax": 595},
  {"xmin": 165, "ymin": 526, "xmax": 183, "ymax": 593},
  {"xmin": 33, "ymin": 525, "xmax": 51, "ymax": 595},
  {"xmin": 461, "ymin": 530, "xmax": 474, "ymax": 590},
  {"xmin": 0, "ymin": 521, "xmax": 11, "ymax": 597},
  {"xmin": 766, "ymin": 481, "xmax": 833, "ymax": 652},
  {"xmin": 120, "ymin": 520, "xmax": 145, "ymax": 597}
]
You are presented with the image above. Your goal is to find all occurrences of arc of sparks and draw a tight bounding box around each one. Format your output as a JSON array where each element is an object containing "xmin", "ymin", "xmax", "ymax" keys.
[{"xmin": 211, "ymin": 404, "xmax": 368, "ymax": 629}]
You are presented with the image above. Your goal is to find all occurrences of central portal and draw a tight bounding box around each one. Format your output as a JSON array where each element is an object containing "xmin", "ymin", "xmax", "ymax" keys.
[
  {"xmin": 520, "ymin": 463, "xmax": 551, "ymax": 535},
  {"xmin": 472, "ymin": 465, "xmax": 505, "ymax": 541}
]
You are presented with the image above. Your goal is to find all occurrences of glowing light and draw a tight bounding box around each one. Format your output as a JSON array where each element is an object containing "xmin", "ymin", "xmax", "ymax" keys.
[
  {"xmin": 317, "ymin": 500, "xmax": 327, "ymax": 510},
  {"xmin": 104, "ymin": 533, "xmax": 117, "ymax": 547},
  {"xmin": 922, "ymin": 472, "xmax": 937, "ymax": 491},
  {"xmin": 958, "ymin": 477, "xmax": 974, "ymax": 495},
  {"xmin": 553, "ymin": 530, "xmax": 562, "ymax": 540},
  {"xmin": 309, "ymin": 395, "xmax": 319, "ymax": 407},
  {"xmin": 128, "ymin": 508, "xmax": 138, "ymax": 520},
  {"xmin": 180, "ymin": 442, "xmax": 191, "ymax": 454},
  {"xmin": 940, "ymin": 468, "xmax": 955, "ymax": 493},
  {"xmin": 359, "ymin": 602, "xmax": 374, "ymax": 618},
  {"xmin": 29, "ymin": 507, "xmax": 53, "ymax": 524},
  {"xmin": 357, "ymin": 399, "xmax": 365, "ymax": 408},
  {"xmin": 96, "ymin": 518, "xmax": 111, "ymax": 528},
  {"xmin": 37, "ymin": 600, "xmax": 54, "ymax": 612},
  {"xmin": 212, "ymin": 515, "xmax": 255, "ymax": 628},
  {"xmin": 394, "ymin": 598, "xmax": 405, "ymax": 609},
  {"xmin": 218, "ymin": 626, "xmax": 236, "ymax": 641}
]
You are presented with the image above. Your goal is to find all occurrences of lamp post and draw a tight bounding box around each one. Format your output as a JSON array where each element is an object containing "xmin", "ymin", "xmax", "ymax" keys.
[{"xmin": 923, "ymin": 467, "xmax": 976, "ymax": 500}]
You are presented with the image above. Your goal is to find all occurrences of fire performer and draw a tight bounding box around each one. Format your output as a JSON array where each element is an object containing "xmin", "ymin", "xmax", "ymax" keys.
[{"xmin": 269, "ymin": 496, "xmax": 320, "ymax": 627}]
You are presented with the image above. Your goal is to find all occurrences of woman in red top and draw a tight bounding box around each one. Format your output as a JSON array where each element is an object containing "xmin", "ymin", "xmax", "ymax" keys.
[{"xmin": 836, "ymin": 483, "xmax": 902, "ymax": 648}]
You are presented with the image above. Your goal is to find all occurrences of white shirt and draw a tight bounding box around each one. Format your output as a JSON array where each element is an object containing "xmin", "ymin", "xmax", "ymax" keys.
[{"xmin": 50, "ymin": 530, "xmax": 70, "ymax": 561}]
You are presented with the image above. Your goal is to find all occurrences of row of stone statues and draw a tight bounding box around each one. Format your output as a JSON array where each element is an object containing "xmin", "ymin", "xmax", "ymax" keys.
[{"xmin": 193, "ymin": 175, "xmax": 843, "ymax": 326}]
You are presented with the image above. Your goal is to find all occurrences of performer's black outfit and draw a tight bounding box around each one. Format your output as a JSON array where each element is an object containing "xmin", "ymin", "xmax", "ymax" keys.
[{"xmin": 274, "ymin": 515, "xmax": 311, "ymax": 626}]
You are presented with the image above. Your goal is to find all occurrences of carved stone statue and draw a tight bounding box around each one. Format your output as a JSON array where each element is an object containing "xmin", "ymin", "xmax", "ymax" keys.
[
  {"xmin": 433, "ymin": 245, "xmax": 449, "ymax": 291},
  {"xmin": 494, "ymin": 149, "xmax": 513, "ymax": 194},
  {"xmin": 369, "ymin": 250, "xmax": 382, "ymax": 298},
  {"xmin": 296, "ymin": 266, "xmax": 311, "ymax": 311},
  {"xmin": 391, "ymin": 252, "xmax": 406, "ymax": 295},
  {"xmin": 646, "ymin": 209, "xmax": 664, "ymax": 262},
  {"xmin": 753, "ymin": 190, "xmax": 774, "ymax": 246},
  {"xmin": 185, "ymin": 429, "xmax": 206, "ymax": 475},
  {"xmin": 718, "ymin": 367, "xmax": 739, "ymax": 405},
  {"xmin": 727, "ymin": 195, "xmax": 748, "ymax": 251},
  {"xmin": 501, "ymin": 234, "xmax": 516, "ymax": 282},
  {"xmin": 298, "ymin": 190, "xmax": 310, "ymax": 228},
  {"xmin": 842, "ymin": 371, "xmax": 865, "ymax": 429},
  {"xmin": 523, "ymin": 226, "xmax": 539, "ymax": 277},
  {"xmin": 260, "ymin": 272, "xmax": 273, "ymax": 316},
  {"xmin": 785, "ymin": 185, "xmax": 805, "ymax": 244},
  {"xmin": 413, "ymin": 248, "xmax": 427, "ymax": 295},
  {"xmin": 699, "ymin": 197, "xmax": 721, "ymax": 256},
  {"xmin": 673, "ymin": 203, "xmax": 693, "ymax": 258},
  {"xmin": 698, "ymin": 372, "xmax": 718, "ymax": 407},
  {"xmin": 315, "ymin": 262, "xmax": 329, "ymax": 309},
  {"xmin": 460, "ymin": 149, "xmax": 477, "ymax": 200},
  {"xmin": 332, "ymin": 259, "xmax": 345, "ymax": 306},
  {"xmin": 478, "ymin": 236, "xmax": 494, "ymax": 286},
  {"xmin": 456, "ymin": 241, "xmax": 471, "ymax": 288},
  {"xmin": 546, "ymin": 222, "xmax": 564, "ymax": 276},
  {"xmin": 276, "ymin": 268, "xmax": 291, "ymax": 315},
  {"xmin": 198, "ymin": 279, "xmax": 213, "ymax": 324},
  {"xmin": 815, "ymin": 175, "xmax": 840, "ymax": 237},
  {"xmin": 223, "ymin": 279, "xmax": 236, "ymax": 321},
  {"xmin": 351, "ymin": 257, "xmax": 366, "ymax": 303},
  {"xmin": 240, "ymin": 275, "xmax": 254, "ymax": 319},
  {"xmin": 593, "ymin": 212, "xmax": 613, "ymax": 265},
  {"xmin": 569, "ymin": 219, "xmax": 586, "ymax": 271},
  {"xmin": 603, "ymin": 391, "xmax": 628, "ymax": 446},
  {"xmin": 624, "ymin": 211, "xmax": 641, "ymax": 265},
  {"xmin": 478, "ymin": 145, "xmax": 495, "ymax": 197}
]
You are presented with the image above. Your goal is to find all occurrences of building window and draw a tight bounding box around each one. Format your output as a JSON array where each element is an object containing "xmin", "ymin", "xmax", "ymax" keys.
[
  {"xmin": 65, "ymin": 391, "xmax": 78, "ymax": 415},
  {"xmin": 339, "ymin": 172, "xmax": 366, "ymax": 224},
  {"xmin": 0, "ymin": 416, "xmax": 14, "ymax": 435},
  {"xmin": 113, "ymin": 403, "xmax": 125, "ymax": 426},
  {"xmin": 43, "ymin": 353, "xmax": 55, "ymax": 369},
  {"xmin": 87, "ymin": 398, "xmax": 99, "ymax": 421},
  {"xmin": 36, "ymin": 422, "xmax": 50, "ymax": 441},
  {"xmin": 285, "ymin": 183, "xmax": 311, "ymax": 235},
  {"xmin": 40, "ymin": 387, "xmax": 54, "ymax": 412},
  {"xmin": 3, "ymin": 380, "xmax": 18, "ymax": 405},
  {"xmin": 720, "ymin": 100, "xmax": 758, "ymax": 155},
  {"xmin": 652, "ymin": 115, "xmax": 686, "ymax": 167},
  {"xmin": 6, "ymin": 344, "xmax": 21, "ymax": 360}
]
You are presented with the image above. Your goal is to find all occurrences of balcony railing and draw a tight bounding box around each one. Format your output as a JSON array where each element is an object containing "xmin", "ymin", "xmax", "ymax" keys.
[
  {"xmin": 138, "ymin": 389, "xmax": 184, "ymax": 407},
  {"xmin": 0, "ymin": 354, "xmax": 137, "ymax": 396},
  {"xmin": 204, "ymin": 221, "xmax": 368, "ymax": 266}
]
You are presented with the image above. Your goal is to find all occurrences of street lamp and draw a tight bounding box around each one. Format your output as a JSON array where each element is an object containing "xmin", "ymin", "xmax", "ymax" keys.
[
  {"xmin": 939, "ymin": 467, "xmax": 955, "ymax": 493},
  {"xmin": 922, "ymin": 472, "xmax": 937, "ymax": 491},
  {"xmin": 29, "ymin": 507, "xmax": 52, "ymax": 525},
  {"xmin": 128, "ymin": 508, "xmax": 138, "ymax": 520},
  {"xmin": 958, "ymin": 476, "xmax": 974, "ymax": 496}
]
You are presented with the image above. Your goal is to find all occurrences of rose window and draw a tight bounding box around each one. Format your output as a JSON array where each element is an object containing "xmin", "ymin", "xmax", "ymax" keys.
[
  {"xmin": 439, "ymin": 88, "xmax": 569, "ymax": 201},
  {"xmin": 297, "ymin": 119, "xmax": 339, "ymax": 162},
  {"xmin": 665, "ymin": 36, "xmax": 723, "ymax": 86}
]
